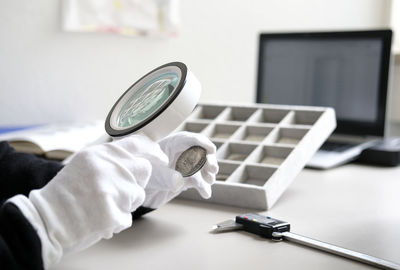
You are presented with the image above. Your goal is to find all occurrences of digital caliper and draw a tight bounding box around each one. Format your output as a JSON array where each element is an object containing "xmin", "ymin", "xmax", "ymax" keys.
[{"xmin": 212, "ymin": 213, "xmax": 400, "ymax": 270}]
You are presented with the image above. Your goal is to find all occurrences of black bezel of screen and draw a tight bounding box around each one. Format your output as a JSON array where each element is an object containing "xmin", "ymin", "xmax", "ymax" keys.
[{"xmin": 256, "ymin": 30, "xmax": 392, "ymax": 137}]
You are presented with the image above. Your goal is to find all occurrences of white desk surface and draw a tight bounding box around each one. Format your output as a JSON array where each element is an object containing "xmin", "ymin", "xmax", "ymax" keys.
[{"xmin": 53, "ymin": 164, "xmax": 400, "ymax": 270}]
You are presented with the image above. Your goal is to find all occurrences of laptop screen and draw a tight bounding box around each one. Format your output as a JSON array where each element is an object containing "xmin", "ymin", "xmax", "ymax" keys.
[{"xmin": 256, "ymin": 30, "xmax": 392, "ymax": 137}]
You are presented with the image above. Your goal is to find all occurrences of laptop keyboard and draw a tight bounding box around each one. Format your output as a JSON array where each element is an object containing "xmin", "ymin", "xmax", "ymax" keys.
[{"xmin": 320, "ymin": 141, "xmax": 358, "ymax": 152}]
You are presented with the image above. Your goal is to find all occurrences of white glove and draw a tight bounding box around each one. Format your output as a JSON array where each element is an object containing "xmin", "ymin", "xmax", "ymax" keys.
[
  {"xmin": 143, "ymin": 131, "xmax": 219, "ymax": 209},
  {"xmin": 7, "ymin": 135, "xmax": 168, "ymax": 268}
]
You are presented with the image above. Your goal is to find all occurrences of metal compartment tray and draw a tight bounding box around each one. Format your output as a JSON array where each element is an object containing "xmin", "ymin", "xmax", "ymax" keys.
[{"xmin": 177, "ymin": 102, "xmax": 336, "ymax": 210}]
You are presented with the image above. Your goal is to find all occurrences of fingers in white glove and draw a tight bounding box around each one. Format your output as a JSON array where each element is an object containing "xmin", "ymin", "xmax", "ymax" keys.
[
  {"xmin": 144, "ymin": 158, "xmax": 184, "ymax": 192},
  {"xmin": 145, "ymin": 167, "xmax": 212, "ymax": 207},
  {"xmin": 143, "ymin": 131, "xmax": 219, "ymax": 208},
  {"xmin": 159, "ymin": 131, "xmax": 216, "ymax": 167},
  {"xmin": 200, "ymin": 154, "xmax": 219, "ymax": 184},
  {"xmin": 184, "ymin": 172, "xmax": 213, "ymax": 199},
  {"xmin": 89, "ymin": 145, "xmax": 152, "ymax": 194},
  {"xmin": 112, "ymin": 134, "xmax": 169, "ymax": 165}
]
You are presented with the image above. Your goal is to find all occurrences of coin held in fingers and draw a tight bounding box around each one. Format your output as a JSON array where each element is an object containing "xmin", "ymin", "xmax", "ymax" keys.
[{"xmin": 175, "ymin": 146, "xmax": 207, "ymax": 177}]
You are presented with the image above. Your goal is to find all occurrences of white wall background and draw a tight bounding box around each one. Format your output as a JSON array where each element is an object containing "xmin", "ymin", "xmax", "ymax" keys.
[{"xmin": 0, "ymin": 0, "xmax": 398, "ymax": 125}]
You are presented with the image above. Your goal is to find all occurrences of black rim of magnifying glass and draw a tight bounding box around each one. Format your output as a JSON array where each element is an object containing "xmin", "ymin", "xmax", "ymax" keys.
[{"xmin": 105, "ymin": 62, "xmax": 188, "ymax": 137}]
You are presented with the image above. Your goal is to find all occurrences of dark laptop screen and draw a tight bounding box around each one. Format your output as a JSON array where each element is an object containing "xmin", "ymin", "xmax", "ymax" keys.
[{"xmin": 256, "ymin": 30, "xmax": 392, "ymax": 136}]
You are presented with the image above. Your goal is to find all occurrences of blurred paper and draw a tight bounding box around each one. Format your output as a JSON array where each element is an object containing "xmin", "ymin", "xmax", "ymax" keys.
[{"xmin": 62, "ymin": 0, "xmax": 180, "ymax": 37}]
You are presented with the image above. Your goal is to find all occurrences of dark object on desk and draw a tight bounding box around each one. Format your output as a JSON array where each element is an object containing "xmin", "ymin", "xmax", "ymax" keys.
[
  {"xmin": 319, "ymin": 141, "xmax": 358, "ymax": 152},
  {"xmin": 357, "ymin": 138, "xmax": 400, "ymax": 166},
  {"xmin": 0, "ymin": 141, "xmax": 63, "ymax": 205}
]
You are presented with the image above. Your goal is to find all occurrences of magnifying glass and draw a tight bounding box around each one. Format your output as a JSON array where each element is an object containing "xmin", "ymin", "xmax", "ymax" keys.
[{"xmin": 105, "ymin": 62, "xmax": 207, "ymax": 177}]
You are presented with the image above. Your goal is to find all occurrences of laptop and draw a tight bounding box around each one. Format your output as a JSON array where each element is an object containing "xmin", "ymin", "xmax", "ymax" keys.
[{"xmin": 256, "ymin": 30, "xmax": 393, "ymax": 169}]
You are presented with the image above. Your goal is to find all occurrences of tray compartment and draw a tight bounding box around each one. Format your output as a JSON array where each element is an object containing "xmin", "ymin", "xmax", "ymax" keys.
[
  {"xmin": 284, "ymin": 110, "xmax": 324, "ymax": 126},
  {"xmin": 193, "ymin": 105, "xmax": 226, "ymax": 120},
  {"xmin": 216, "ymin": 161, "xmax": 240, "ymax": 181},
  {"xmin": 232, "ymin": 125, "xmax": 273, "ymax": 143},
  {"xmin": 217, "ymin": 143, "xmax": 257, "ymax": 162},
  {"xmin": 205, "ymin": 123, "xmax": 241, "ymax": 140},
  {"xmin": 179, "ymin": 122, "xmax": 208, "ymax": 133},
  {"xmin": 222, "ymin": 107, "xmax": 258, "ymax": 122},
  {"xmin": 212, "ymin": 140, "xmax": 225, "ymax": 150},
  {"xmin": 253, "ymin": 108, "xmax": 290, "ymax": 124},
  {"xmin": 270, "ymin": 127, "xmax": 309, "ymax": 145},
  {"xmin": 249, "ymin": 145, "xmax": 293, "ymax": 166},
  {"xmin": 232, "ymin": 165, "xmax": 276, "ymax": 186}
]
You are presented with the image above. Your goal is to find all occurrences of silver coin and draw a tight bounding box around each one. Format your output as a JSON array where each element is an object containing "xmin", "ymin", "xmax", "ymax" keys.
[{"xmin": 175, "ymin": 146, "xmax": 207, "ymax": 177}]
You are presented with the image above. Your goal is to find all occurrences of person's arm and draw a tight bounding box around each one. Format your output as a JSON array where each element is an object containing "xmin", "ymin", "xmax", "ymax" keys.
[
  {"xmin": 4, "ymin": 135, "xmax": 165, "ymax": 268},
  {"xmin": 0, "ymin": 141, "xmax": 155, "ymax": 220},
  {"xmin": 0, "ymin": 142, "xmax": 60, "ymax": 269},
  {"xmin": 0, "ymin": 142, "xmax": 63, "ymax": 205},
  {"xmin": 0, "ymin": 202, "xmax": 44, "ymax": 270},
  {"xmin": 0, "ymin": 133, "xmax": 217, "ymax": 269}
]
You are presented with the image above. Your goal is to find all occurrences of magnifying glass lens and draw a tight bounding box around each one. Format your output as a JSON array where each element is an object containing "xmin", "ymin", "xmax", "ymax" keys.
[{"xmin": 116, "ymin": 72, "xmax": 179, "ymax": 128}]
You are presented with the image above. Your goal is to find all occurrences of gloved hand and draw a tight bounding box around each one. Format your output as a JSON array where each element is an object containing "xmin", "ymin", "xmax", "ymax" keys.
[
  {"xmin": 142, "ymin": 131, "xmax": 219, "ymax": 209},
  {"xmin": 7, "ymin": 135, "xmax": 168, "ymax": 268}
]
